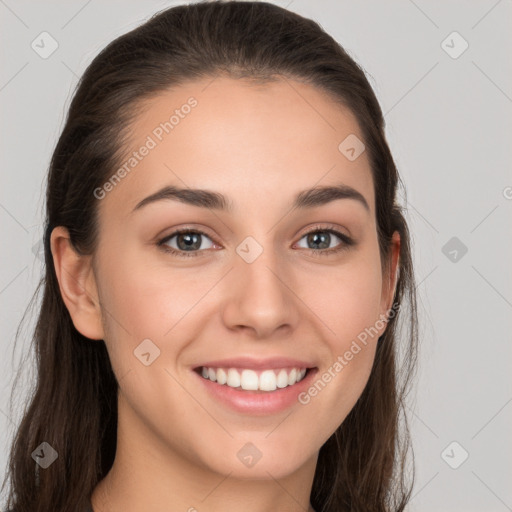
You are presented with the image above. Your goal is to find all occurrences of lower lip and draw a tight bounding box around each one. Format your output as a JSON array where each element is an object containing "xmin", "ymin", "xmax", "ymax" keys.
[{"xmin": 193, "ymin": 368, "xmax": 318, "ymax": 415}]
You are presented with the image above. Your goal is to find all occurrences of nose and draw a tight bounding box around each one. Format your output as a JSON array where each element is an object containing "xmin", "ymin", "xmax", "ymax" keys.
[{"xmin": 221, "ymin": 244, "xmax": 300, "ymax": 339}]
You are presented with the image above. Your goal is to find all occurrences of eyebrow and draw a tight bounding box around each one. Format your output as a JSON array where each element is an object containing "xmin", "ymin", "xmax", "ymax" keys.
[{"xmin": 131, "ymin": 183, "xmax": 370, "ymax": 214}]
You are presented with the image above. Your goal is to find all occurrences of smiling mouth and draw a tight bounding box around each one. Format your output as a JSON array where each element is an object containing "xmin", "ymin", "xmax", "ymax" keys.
[{"xmin": 194, "ymin": 366, "xmax": 314, "ymax": 393}]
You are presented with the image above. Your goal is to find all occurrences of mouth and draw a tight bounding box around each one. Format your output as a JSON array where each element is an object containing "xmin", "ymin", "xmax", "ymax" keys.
[
  {"xmin": 192, "ymin": 363, "xmax": 318, "ymax": 415},
  {"xmin": 193, "ymin": 365, "xmax": 313, "ymax": 393}
]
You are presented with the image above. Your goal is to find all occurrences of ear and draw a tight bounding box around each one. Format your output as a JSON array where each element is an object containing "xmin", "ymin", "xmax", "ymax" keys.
[
  {"xmin": 50, "ymin": 226, "xmax": 104, "ymax": 340},
  {"xmin": 380, "ymin": 231, "xmax": 400, "ymax": 318}
]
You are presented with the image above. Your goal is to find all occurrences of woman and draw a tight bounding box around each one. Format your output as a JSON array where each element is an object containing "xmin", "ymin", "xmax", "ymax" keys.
[{"xmin": 2, "ymin": 1, "xmax": 418, "ymax": 511}]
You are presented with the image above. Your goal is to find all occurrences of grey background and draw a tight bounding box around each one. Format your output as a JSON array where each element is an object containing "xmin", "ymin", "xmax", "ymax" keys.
[{"xmin": 1, "ymin": 0, "xmax": 511, "ymax": 510}]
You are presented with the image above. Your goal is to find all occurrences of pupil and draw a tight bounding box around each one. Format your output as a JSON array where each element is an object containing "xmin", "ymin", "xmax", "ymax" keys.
[
  {"xmin": 179, "ymin": 233, "xmax": 200, "ymax": 250},
  {"xmin": 309, "ymin": 232, "xmax": 329, "ymax": 249}
]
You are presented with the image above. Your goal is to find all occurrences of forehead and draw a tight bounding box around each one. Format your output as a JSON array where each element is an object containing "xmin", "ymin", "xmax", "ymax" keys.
[{"xmin": 99, "ymin": 76, "xmax": 375, "ymax": 218}]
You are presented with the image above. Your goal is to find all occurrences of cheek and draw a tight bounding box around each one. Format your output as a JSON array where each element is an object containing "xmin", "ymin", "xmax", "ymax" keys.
[
  {"xmin": 93, "ymin": 246, "xmax": 229, "ymax": 397},
  {"xmin": 302, "ymin": 249, "xmax": 384, "ymax": 346},
  {"xmin": 92, "ymin": 245, "xmax": 179, "ymax": 379},
  {"xmin": 96, "ymin": 242, "xmax": 201, "ymax": 337},
  {"xmin": 296, "ymin": 248, "xmax": 384, "ymax": 427},
  {"xmin": 93, "ymin": 255, "xmax": 206, "ymax": 438}
]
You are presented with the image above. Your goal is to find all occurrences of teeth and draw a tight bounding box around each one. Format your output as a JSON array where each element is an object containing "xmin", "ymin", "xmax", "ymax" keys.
[
  {"xmin": 240, "ymin": 370, "xmax": 259, "ymax": 390},
  {"xmin": 216, "ymin": 368, "xmax": 227, "ymax": 385},
  {"xmin": 276, "ymin": 369, "xmax": 289, "ymax": 388},
  {"xmin": 227, "ymin": 368, "xmax": 240, "ymax": 388},
  {"xmin": 259, "ymin": 370, "xmax": 277, "ymax": 391},
  {"xmin": 200, "ymin": 366, "xmax": 308, "ymax": 391}
]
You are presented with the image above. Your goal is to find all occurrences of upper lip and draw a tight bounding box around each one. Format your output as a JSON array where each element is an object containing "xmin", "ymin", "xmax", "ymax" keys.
[{"xmin": 194, "ymin": 356, "xmax": 317, "ymax": 371}]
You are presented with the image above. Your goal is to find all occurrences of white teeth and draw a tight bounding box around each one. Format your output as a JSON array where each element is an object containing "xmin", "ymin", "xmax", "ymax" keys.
[
  {"xmin": 276, "ymin": 369, "xmax": 289, "ymax": 388},
  {"xmin": 240, "ymin": 370, "xmax": 259, "ymax": 390},
  {"xmin": 259, "ymin": 370, "xmax": 277, "ymax": 391},
  {"xmin": 227, "ymin": 368, "xmax": 241, "ymax": 388},
  {"xmin": 199, "ymin": 366, "xmax": 309, "ymax": 392},
  {"xmin": 216, "ymin": 368, "xmax": 227, "ymax": 385}
]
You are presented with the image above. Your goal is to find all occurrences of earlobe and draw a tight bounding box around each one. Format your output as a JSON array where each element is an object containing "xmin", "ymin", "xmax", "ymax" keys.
[{"xmin": 50, "ymin": 226, "xmax": 104, "ymax": 340}]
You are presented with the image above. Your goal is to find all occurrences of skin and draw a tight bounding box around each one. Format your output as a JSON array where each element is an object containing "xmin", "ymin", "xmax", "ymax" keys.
[{"xmin": 51, "ymin": 76, "xmax": 400, "ymax": 512}]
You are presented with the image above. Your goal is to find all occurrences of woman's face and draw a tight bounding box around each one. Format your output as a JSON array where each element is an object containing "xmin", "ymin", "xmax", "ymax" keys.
[{"xmin": 77, "ymin": 76, "xmax": 399, "ymax": 479}]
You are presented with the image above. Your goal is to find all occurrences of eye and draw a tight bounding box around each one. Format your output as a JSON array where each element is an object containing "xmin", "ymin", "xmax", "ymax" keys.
[
  {"xmin": 295, "ymin": 225, "xmax": 355, "ymax": 256},
  {"xmin": 157, "ymin": 225, "xmax": 355, "ymax": 259},
  {"xmin": 158, "ymin": 228, "xmax": 215, "ymax": 258}
]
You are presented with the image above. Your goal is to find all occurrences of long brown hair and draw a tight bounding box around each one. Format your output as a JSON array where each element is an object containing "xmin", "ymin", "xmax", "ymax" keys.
[{"xmin": 2, "ymin": 2, "xmax": 419, "ymax": 511}]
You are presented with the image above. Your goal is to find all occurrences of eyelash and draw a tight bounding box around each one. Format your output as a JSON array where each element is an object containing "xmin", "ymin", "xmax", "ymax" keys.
[{"xmin": 157, "ymin": 224, "xmax": 355, "ymax": 259}]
